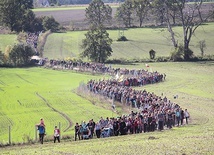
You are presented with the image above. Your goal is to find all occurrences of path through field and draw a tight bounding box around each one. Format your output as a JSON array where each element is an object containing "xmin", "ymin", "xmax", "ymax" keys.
[{"xmin": 36, "ymin": 92, "xmax": 72, "ymax": 132}]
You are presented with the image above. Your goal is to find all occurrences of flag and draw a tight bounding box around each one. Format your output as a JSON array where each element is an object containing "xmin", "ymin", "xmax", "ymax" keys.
[
  {"xmin": 118, "ymin": 75, "xmax": 124, "ymax": 82},
  {"xmin": 115, "ymin": 72, "xmax": 119, "ymax": 80},
  {"xmin": 145, "ymin": 64, "xmax": 149, "ymax": 67}
]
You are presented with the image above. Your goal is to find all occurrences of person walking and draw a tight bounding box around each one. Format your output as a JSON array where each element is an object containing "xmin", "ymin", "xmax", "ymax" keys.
[
  {"xmin": 184, "ymin": 109, "xmax": 190, "ymax": 124},
  {"xmin": 175, "ymin": 109, "xmax": 181, "ymax": 127},
  {"xmin": 54, "ymin": 126, "xmax": 60, "ymax": 143},
  {"xmin": 74, "ymin": 123, "xmax": 80, "ymax": 141},
  {"xmin": 37, "ymin": 123, "xmax": 45, "ymax": 144},
  {"xmin": 180, "ymin": 109, "xmax": 184, "ymax": 126}
]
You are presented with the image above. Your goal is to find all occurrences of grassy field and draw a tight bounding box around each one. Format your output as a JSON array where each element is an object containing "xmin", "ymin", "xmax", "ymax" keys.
[
  {"xmin": 43, "ymin": 22, "xmax": 214, "ymax": 60},
  {"xmin": 1, "ymin": 23, "xmax": 213, "ymax": 61},
  {"xmin": 0, "ymin": 61, "xmax": 213, "ymax": 154},
  {"xmin": 0, "ymin": 34, "xmax": 17, "ymax": 52},
  {"xmin": 0, "ymin": 68, "xmax": 119, "ymax": 144}
]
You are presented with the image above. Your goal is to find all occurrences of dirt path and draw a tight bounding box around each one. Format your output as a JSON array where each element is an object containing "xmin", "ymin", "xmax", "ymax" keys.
[
  {"xmin": 36, "ymin": 92, "xmax": 72, "ymax": 132},
  {"xmin": 38, "ymin": 30, "xmax": 52, "ymax": 57}
]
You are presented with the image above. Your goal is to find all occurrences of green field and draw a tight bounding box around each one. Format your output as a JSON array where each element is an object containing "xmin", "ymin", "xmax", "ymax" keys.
[
  {"xmin": 32, "ymin": 4, "xmax": 119, "ymax": 12},
  {"xmin": 1, "ymin": 61, "xmax": 214, "ymax": 154},
  {"xmin": 43, "ymin": 22, "xmax": 214, "ymax": 60},
  {"xmin": 0, "ymin": 68, "xmax": 117, "ymax": 143},
  {"xmin": 1, "ymin": 23, "xmax": 213, "ymax": 60},
  {"xmin": 33, "ymin": 6, "xmax": 87, "ymax": 12},
  {"xmin": 0, "ymin": 34, "xmax": 17, "ymax": 52}
]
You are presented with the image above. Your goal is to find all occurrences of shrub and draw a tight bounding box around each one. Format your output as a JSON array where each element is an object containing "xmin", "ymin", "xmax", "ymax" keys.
[
  {"xmin": 149, "ymin": 49, "xmax": 156, "ymax": 59},
  {"xmin": 155, "ymin": 56, "xmax": 170, "ymax": 62},
  {"xmin": 170, "ymin": 45, "xmax": 184, "ymax": 61},
  {"xmin": 117, "ymin": 36, "xmax": 128, "ymax": 41},
  {"xmin": 9, "ymin": 44, "xmax": 34, "ymax": 67}
]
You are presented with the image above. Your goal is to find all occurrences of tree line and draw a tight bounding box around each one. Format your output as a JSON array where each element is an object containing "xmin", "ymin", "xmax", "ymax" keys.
[{"xmin": 41, "ymin": 0, "xmax": 214, "ymax": 6}]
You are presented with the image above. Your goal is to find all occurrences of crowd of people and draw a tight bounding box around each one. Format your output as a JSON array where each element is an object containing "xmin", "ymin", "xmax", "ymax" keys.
[
  {"xmin": 26, "ymin": 32, "xmax": 41, "ymax": 55},
  {"xmin": 47, "ymin": 60, "xmax": 165, "ymax": 87},
  {"xmin": 48, "ymin": 60, "xmax": 112, "ymax": 74},
  {"xmin": 71, "ymin": 65, "xmax": 190, "ymax": 140},
  {"xmin": 74, "ymin": 107, "xmax": 190, "ymax": 141},
  {"xmin": 87, "ymin": 75, "xmax": 165, "ymax": 108},
  {"xmin": 36, "ymin": 61, "xmax": 189, "ymax": 143}
]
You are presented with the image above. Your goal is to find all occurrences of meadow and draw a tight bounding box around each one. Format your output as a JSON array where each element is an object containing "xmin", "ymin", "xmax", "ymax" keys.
[
  {"xmin": 0, "ymin": 61, "xmax": 214, "ymax": 154},
  {"xmin": 0, "ymin": 9, "xmax": 214, "ymax": 154},
  {"xmin": 0, "ymin": 67, "xmax": 118, "ymax": 143},
  {"xmin": 1, "ymin": 23, "xmax": 214, "ymax": 60},
  {"xmin": 43, "ymin": 22, "xmax": 214, "ymax": 60}
]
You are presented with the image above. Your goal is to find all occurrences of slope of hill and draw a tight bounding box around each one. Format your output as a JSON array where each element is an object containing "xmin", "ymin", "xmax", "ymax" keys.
[
  {"xmin": 1, "ymin": 61, "xmax": 214, "ymax": 154},
  {"xmin": 43, "ymin": 22, "xmax": 214, "ymax": 60}
]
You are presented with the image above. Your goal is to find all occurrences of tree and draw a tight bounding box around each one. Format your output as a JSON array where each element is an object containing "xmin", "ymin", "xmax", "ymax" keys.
[
  {"xmin": 0, "ymin": 0, "xmax": 34, "ymax": 32},
  {"xmin": 85, "ymin": 0, "xmax": 112, "ymax": 27},
  {"xmin": 9, "ymin": 44, "xmax": 34, "ymax": 66},
  {"xmin": 21, "ymin": 0, "xmax": 34, "ymax": 9},
  {"xmin": 22, "ymin": 10, "xmax": 36, "ymax": 32},
  {"xmin": 82, "ymin": 0, "xmax": 113, "ymax": 63},
  {"xmin": 132, "ymin": 0, "xmax": 150, "ymax": 27},
  {"xmin": 42, "ymin": 16, "xmax": 60, "ymax": 32},
  {"xmin": 175, "ymin": 0, "xmax": 213, "ymax": 60},
  {"xmin": 81, "ymin": 27, "xmax": 113, "ymax": 63},
  {"xmin": 152, "ymin": 0, "xmax": 214, "ymax": 60},
  {"xmin": 116, "ymin": 0, "xmax": 133, "ymax": 27},
  {"xmin": 197, "ymin": 40, "xmax": 206, "ymax": 57}
]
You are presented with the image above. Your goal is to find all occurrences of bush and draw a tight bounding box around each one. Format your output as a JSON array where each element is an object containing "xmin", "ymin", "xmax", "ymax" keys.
[
  {"xmin": 149, "ymin": 49, "xmax": 156, "ymax": 59},
  {"xmin": 155, "ymin": 56, "xmax": 170, "ymax": 62},
  {"xmin": 170, "ymin": 45, "xmax": 184, "ymax": 61},
  {"xmin": 117, "ymin": 36, "xmax": 128, "ymax": 41},
  {"xmin": 9, "ymin": 44, "xmax": 35, "ymax": 67}
]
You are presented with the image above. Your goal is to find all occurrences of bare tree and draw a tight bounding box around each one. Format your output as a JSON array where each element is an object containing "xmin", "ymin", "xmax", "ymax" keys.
[{"xmin": 152, "ymin": 0, "xmax": 214, "ymax": 60}]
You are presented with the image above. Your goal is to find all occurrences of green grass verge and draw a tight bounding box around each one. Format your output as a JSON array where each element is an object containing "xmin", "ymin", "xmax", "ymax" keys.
[{"xmin": 1, "ymin": 61, "xmax": 214, "ymax": 154}]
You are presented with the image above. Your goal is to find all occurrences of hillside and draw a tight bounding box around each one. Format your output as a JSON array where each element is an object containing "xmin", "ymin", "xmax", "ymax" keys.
[
  {"xmin": 1, "ymin": 61, "xmax": 214, "ymax": 154},
  {"xmin": 43, "ymin": 23, "xmax": 214, "ymax": 60}
]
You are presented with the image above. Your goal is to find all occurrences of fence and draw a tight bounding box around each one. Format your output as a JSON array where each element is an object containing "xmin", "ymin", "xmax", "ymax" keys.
[{"xmin": 2, "ymin": 122, "xmax": 61, "ymax": 145}]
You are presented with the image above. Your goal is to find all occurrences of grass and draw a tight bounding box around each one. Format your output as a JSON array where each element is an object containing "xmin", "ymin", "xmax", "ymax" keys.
[
  {"xmin": 0, "ymin": 34, "xmax": 17, "ymax": 52},
  {"xmin": 32, "ymin": 4, "xmax": 120, "ymax": 12},
  {"xmin": 0, "ymin": 68, "xmax": 118, "ymax": 143},
  {"xmin": 33, "ymin": 6, "xmax": 87, "ymax": 12},
  {"xmin": 1, "ymin": 23, "xmax": 213, "ymax": 60},
  {"xmin": 43, "ymin": 22, "xmax": 214, "ymax": 60},
  {"xmin": 0, "ymin": 61, "xmax": 213, "ymax": 154}
]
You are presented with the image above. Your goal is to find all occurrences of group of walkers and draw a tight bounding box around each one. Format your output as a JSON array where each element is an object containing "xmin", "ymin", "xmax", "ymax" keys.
[
  {"xmin": 35, "ymin": 61, "xmax": 190, "ymax": 143},
  {"xmin": 74, "ymin": 107, "xmax": 190, "ymax": 141},
  {"xmin": 26, "ymin": 32, "xmax": 41, "ymax": 55},
  {"xmin": 36, "ymin": 118, "xmax": 60, "ymax": 144},
  {"xmin": 73, "ymin": 66, "xmax": 190, "ymax": 140},
  {"xmin": 87, "ymin": 74, "xmax": 165, "ymax": 109},
  {"xmin": 48, "ymin": 60, "xmax": 165, "ymax": 88},
  {"xmin": 48, "ymin": 60, "xmax": 110, "ymax": 73}
]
